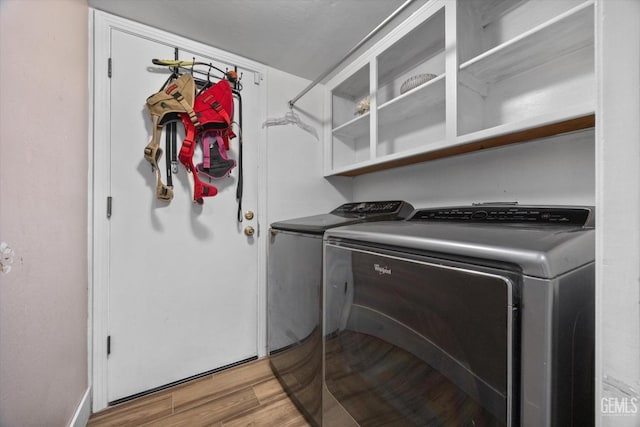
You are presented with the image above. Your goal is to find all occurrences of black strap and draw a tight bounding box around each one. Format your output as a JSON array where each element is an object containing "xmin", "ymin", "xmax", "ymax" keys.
[
  {"xmin": 165, "ymin": 121, "xmax": 172, "ymax": 187},
  {"xmin": 234, "ymin": 89, "xmax": 243, "ymax": 222},
  {"xmin": 165, "ymin": 49, "xmax": 179, "ymax": 188},
  {"xmin": 170, "ymin": 120, "xmax": 178, "ymax": 174},
  {"xmin": 165, "ymin": 121, "xmax": 176, "ymax": 187}
]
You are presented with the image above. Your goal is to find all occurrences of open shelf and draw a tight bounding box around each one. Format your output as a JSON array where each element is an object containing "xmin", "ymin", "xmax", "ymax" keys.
[
  {"xmin": 372, "ymin": 4, "xmax": 447, "ymax": 160},
  {"xmin": 458, "ymin": 46, "xmax": 594, "ymax": 136},
  {"xmin": 331, "ymin": 132, "xmax": 371, "ymax": 172},
  {"xmin": 460, "ymin": 1, "xmax": 594, "ymax": 83},
  {"xmin": 331, "ymin": 115, "xmax": 594, "ymax": 177},
  {"xmin": 457, "ymin": 0, "xmax": 594, "ymax": 137},
  {"xmin": 332, "ymin": 112, "xmax": 370, "ymax": 139},
  {"xmin": 331, "ymin": 63, "xmax": 370, "ymax": 130},
  {"xmin": 377, "ymin": 74, "xmax": 445, "ymax": 127},
  {"xmin": 457, "ymin": 106, "xmax": 594, "ymax": 145},
  {"xmin": 378, "ymin": 9, "xmax": 444, "ymax": 86},
  {"xmin": 377, "ymin": 7, "xmax": 445, "ymax": 107}
]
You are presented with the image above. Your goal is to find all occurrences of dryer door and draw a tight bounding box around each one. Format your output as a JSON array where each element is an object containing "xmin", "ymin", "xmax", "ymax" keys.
[
  {"xmin": 267, "ymin": 230, "xmax": 323, "ymax": 426},
  {"xmin": 324, "ymin": 242, "xmax": 517, "ymax": 427}
]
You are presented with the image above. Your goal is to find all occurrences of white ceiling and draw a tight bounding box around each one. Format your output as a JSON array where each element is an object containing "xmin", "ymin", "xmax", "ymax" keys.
[{"xmin": 88, "ymin": 0, "xmax": 427, "ymax": 81}]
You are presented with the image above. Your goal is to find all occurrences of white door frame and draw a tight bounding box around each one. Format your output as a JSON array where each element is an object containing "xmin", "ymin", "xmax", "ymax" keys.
[{"xmin": 89, "ymin": 9, "xmax": 269, "ymax": 412}]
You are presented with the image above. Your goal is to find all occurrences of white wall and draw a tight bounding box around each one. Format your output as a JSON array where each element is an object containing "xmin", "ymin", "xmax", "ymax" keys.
[
  {"xmin": 265, "ymin": 69, "xmax": 352, "ymax": 224},
  {"xmin": 353, "ymin": 129, "xmax": 595, "ymax": 208},
  {"xmin": 0, "ymin": 0, "xmax": 89, "ymax": 425},
  {"xmin": 596, "ymin": 0, "xmax": 640, "ymax": 425}
]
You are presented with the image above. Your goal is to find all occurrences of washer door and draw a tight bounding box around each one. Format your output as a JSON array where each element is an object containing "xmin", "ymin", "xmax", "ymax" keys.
[{"xmin": 324, "ymin": 243, "xmax": 516, "ymax": 427}]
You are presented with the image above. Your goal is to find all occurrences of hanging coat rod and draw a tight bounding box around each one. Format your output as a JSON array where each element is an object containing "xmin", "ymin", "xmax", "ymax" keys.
[
  {"xmin": 153, "ymin": 60, "xmax": 241, "ymax": 87},
  {"xmin": 288, "ymin": 0, "xmax": 416, "ymax": 108}
]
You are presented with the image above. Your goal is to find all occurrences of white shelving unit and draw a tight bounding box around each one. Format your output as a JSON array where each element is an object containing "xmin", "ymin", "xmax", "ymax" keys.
[
  {"xmin": 324, "ymin": 0, "xmax": 595, "ymax": 176},
  {"xmin": 330, "ymin": 62, "xmax": 371, "ymax": 170}
]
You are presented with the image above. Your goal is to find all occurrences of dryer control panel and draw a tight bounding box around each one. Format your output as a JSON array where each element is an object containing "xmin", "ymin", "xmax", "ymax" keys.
[
  {"xmin": 331, "ymin": 201, "xmax": 413, "ymax": 219},
  {"xmin": 409, "ymin": 205, "xmax": 592, "ymax": 226}
]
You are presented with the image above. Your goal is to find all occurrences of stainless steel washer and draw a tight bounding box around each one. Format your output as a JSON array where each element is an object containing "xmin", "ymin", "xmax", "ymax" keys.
[
  {"xmin": 267, "ymin": 201, "xmax": 414, "ymax": 427},
  {"xmin": 324, "ymin": 205, "xmax": 595, "ymax": 426}
]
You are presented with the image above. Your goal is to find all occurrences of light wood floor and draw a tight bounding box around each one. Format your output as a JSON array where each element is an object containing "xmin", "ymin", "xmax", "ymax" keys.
[{"xmin": 87, "ymin": 358, "xmax": 312, "ymax": 427}]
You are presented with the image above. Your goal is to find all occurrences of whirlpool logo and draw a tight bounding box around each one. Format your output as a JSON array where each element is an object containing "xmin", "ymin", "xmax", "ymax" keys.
[{"xmin": 374, "ymin": 264, "xmax": 392, "ymax": 276}]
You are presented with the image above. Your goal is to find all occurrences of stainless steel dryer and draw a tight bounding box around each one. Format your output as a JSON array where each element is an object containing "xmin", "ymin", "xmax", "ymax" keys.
[
  {"xmin": 323, "ymin": 205, "xmax": 595, "ymax": 427},
  {"xmin": 267, "ymin": 201, "xmax": 414, "ymax": 427}
]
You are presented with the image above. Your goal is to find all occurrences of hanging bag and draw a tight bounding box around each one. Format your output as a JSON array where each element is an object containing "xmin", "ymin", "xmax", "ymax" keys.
[
  {"xmin": 144, "ymin": 73, "xmax": 198, "ymax": 201},
  {"xmin": 178, "ymin": 78, "xmax": 235, "ymax": 203}
]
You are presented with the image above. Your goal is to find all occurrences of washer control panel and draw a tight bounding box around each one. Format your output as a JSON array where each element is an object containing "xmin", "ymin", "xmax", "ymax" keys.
[
  {"xmin": 332, "ymin": 201, "xmax": 413, "ymax": 219},
  {"xmin": 409, "ymin": 206, "xmax": 592, "ymax": 226}
]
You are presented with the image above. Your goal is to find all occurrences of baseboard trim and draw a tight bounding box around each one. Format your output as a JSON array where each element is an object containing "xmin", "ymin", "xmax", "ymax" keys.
[{"xmin": 69, "ymin": 387, "xmax": 91, "ymax": 427}]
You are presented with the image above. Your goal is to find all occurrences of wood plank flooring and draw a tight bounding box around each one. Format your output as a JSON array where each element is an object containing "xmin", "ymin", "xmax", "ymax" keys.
[
  {"xmin": 87, "ymin": 358, "xmax": 311, "ymax": 427},
  {"xmin": 89, "ymin": 332, "xmax": 506, "ymax": 426}
]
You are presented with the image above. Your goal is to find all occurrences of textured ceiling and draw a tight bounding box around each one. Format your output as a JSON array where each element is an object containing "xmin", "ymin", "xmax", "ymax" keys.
[{"xmin": 88, "ymin": 0, "xmax": 426, "ymax": 81}]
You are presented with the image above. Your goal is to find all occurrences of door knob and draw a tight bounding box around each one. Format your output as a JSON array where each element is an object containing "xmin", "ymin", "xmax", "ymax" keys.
[
  {"xmin": 244, "ymin": 226, "xmax": 255, "ymax": 237},
  {"xmin": 244, "ymin": 210, "xmax": 255, "ymax": 220}
]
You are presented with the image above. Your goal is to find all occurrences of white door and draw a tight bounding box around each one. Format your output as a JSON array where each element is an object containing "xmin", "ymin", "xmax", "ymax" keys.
[{"xmin": 104, "ymin": 28, "xmax": 263, "ymax": 402}]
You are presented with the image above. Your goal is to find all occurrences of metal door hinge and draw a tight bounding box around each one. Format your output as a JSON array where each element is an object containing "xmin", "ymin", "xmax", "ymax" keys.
[
  {"xmin": 107, "ymin": 196, "xmax": 112, "ymax": 218},
  {"xmin": 107, "ymin": 335, "xmax": 111, "ymax": 356},
  {"xmin": 254, "ymin": 71, "xmax": 262, "ymax": 85},
  {"xmin": 108, "ymin": 57, "xmax": 112, "ymax": 78}
]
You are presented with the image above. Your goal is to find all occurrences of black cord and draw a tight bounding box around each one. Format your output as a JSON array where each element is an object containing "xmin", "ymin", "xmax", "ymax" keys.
[{"xmin": 234, "ymin": 89, "xmax": 243, "ymax": 223}]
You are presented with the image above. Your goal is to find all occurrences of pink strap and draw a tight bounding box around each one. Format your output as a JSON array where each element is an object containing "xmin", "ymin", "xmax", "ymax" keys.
[
  {"xmin": 203, "ymin": 134, "xmax": 212, "ymax": 169},
  {"xmin": 215, "ymin": 135, "xmax": 226, "ymax": 158}
]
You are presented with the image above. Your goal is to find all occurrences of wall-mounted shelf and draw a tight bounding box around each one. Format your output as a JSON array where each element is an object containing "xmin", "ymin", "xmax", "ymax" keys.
[
  {"xmin": 377, "ymin": 74, "xmax": 445, "ymax": 127},
  {"xmin": 332, "ymin": 112, "xmax": 370, "ymax": 139},
  {"xmin": 324, "ymin": 0, "xmax": 595, "ymax": 177},
  {"xmin": 459, "ymin": 2, "xmax": 594, "ymax": 84},
  {"xmin": 335, "ymin": 114, "xmax": 595, "ymax": 177}
]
